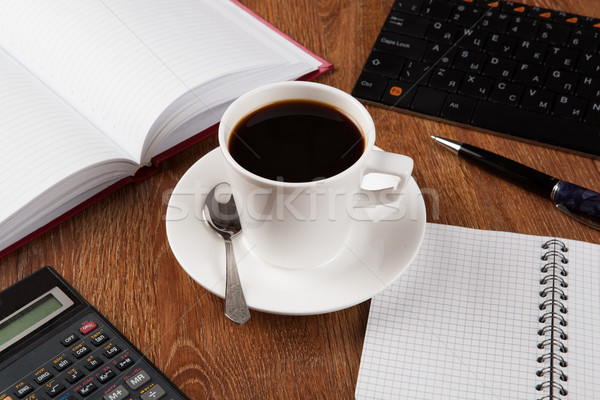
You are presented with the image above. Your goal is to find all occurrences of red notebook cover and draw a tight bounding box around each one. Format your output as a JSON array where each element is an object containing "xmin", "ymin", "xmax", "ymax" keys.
[{"xmin": 0, "ymin": 1, "xmax": 333, "ymax": 259}]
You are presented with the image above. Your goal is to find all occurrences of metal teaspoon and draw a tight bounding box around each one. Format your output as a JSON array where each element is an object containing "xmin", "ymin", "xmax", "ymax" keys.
[{"xmin": 203, "ymin": 183, "xmax": 250, "ymax": 324}]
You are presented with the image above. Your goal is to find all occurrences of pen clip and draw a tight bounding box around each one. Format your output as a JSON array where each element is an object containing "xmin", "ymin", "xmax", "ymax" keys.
[{"xmin": 556, "ymin": 204, "xmax": 600, "ymax": 231}]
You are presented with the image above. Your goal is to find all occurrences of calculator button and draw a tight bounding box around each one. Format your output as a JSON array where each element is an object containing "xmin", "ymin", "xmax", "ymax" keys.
[
  {"xmin": 65, "ymin": 368, "xmax": 85, "ymax": 384},
  {"xmin": 140, "ymin": 385, "xmax": 165, "ymax": 400},
  {"xmin": 34, "ymin": 369, "xmax": 54, "ymax": 385},
  {"xmin": 45, "ymin": 380, "xmax": 65, "ymax": 397},
  {"xmin": 90, "ymin": 331, "xmax": 109, "ymax": 346},
  {"xmin": 13, "ymin": 382, "xmax": 34, "ymax": 398},
  {"xmin": 61, "ymin": 333, "xmax": 79, "ymax": 346},
  {"xmin": 53, "ymin": 356, "xmax": 72, "ymax": 372},
  {"xmin": 103, "ymin": 344, "xmax": 121, "ymax": 358},
  {"xmin": 77, "ymin": 382, "xmax": 97, "ymax": 397},
  {"xmin": 84, "ymin": 355, "xmax": 104, "ymax": 371},
  {"xmin": 79, "ymin": 321, "xmax": 97, "ymax": 335},
  {"xmin": 103, "ymin": 385, "xmax": 129, "ymax": 400},
  {"xmin": 125, "ymin": 370, "xmax": 151, "ymax": 390},
  {"xmin": 71, "ymin": 343, "xmax": 91, "ymax": 359},
  {"xmin": 96, "ymin": 368, "xmax": 116, "ymax": 384},
  {"xmin": 114, "ymin": 356, "xmax": 134, "ymax": 371}
]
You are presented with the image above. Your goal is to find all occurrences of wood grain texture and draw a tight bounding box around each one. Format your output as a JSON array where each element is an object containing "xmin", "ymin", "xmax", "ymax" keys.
[{"xmin": 2, "ymin": 0, "xmax": 600, "ymax": 398}]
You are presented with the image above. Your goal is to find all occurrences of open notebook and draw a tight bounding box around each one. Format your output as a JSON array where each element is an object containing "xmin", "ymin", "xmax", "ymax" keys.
[
  {"xmin": 0, "ymin": 0, "xmax": 331, "ymax": 257},
  {"xmin": 356, "ymin": 223, "xmax": 600, "ymax": 399}
]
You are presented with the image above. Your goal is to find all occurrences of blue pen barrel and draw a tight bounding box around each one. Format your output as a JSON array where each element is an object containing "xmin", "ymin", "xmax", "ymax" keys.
[{"xmin": 552, "ymin": 181, "xmax": 600, "ymax": 222}]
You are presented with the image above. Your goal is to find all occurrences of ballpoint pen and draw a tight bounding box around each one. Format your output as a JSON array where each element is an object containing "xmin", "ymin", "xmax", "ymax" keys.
[{"xmin": 432, "ymin": 136, "xmax": 600, "ymax": 230}]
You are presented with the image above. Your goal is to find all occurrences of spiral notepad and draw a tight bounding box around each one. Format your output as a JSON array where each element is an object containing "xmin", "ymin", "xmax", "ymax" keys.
[{"xmin": 356, "ymin": 223, "xmax": 600, "ymax": 399}]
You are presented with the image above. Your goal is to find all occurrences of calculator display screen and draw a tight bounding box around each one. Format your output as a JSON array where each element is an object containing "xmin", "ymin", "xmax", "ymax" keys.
[{"xmin": 0, "ymin": 287, "xmax": 74, "ymax": 352}]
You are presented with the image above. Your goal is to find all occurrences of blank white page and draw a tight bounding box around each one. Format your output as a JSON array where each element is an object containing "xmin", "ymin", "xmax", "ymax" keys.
[
  {"xmin": 0, "ymin": 48, "xmax": 135, "ymax": 248},
  {"xmin": 356, "ymin": 223, "xmax": 600, "ymax": 399},
  {"xmin": 0, "ymin": 0, "xmax": 322, "ymax": 163}
]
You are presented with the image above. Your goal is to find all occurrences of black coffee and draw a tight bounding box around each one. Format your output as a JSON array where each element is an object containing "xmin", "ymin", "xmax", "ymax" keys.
[{"xmin": 228, "ymin": 99, "xmax": 365, "ymax": 182}]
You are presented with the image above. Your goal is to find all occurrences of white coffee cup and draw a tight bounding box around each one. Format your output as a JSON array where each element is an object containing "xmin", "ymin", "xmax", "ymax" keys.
[{"xmin": 218, "ymin": 81, "xmax": 413, "ymax": 269}]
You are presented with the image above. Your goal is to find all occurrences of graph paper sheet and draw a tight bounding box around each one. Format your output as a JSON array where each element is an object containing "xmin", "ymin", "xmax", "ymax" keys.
[{"xmin": 355, "ymin": 223, "xmax": 600, "ymax": 399}]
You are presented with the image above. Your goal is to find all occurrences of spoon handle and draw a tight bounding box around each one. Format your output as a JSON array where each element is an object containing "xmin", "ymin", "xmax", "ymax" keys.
[{"xmin": 224, "ymin": 238, "xmax": 251, "ymax": 324}]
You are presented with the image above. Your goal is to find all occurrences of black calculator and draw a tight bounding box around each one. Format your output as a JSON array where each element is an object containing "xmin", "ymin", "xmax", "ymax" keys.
[{"xmin": 0, "ymin": 266, "xmax": 189, "ymax": 400}]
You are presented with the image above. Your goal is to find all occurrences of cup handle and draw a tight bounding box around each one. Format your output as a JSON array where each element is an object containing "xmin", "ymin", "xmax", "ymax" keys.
[
  {"xmin": 363, "ymin": 150, "xmax": 413, "ymax": 193},
  {"xmin": 354, "ymin": 151, "xmax": 414, "ymax": 220}
]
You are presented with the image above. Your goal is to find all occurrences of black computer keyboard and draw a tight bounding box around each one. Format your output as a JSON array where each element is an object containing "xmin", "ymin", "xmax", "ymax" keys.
[{"xmin": 352, "ymin": 0, "xmax": 600, "ymax": 157}]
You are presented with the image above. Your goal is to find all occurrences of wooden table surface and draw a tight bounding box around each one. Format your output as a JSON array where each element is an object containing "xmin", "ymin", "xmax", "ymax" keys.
[{"xmin": 2, "ymin": 0, "xmax": 600, "ymax": 398}]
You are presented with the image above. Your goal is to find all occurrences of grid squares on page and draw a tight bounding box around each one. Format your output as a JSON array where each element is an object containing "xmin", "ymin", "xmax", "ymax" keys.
[{"xmin": 356, "ymin": 223, "xmax": 548, "ymax": 399}]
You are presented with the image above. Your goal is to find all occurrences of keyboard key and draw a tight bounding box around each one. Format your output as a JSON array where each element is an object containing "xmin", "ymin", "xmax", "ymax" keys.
[
  {"xmin": 552, "ymin": 94, "xmax": 587, "ymax": 121},
  {"xmin": 537, "ymin": 22, "xmax": 571, "ymax": 45},
  {"xmin": 577, "ymin": 75, "xmax": 600, "ymax": 100},
  {"xmin": 425, "ymin": 21, "xmax": 458, "ymax": 44},
  {"xmin": 381, "ymin": 80, "xmax": 418, "ymax": 108},
  {"xmin": 578, "ymin": 53, "xmax": 600, "ymax": 76},
  {"xmin": 140, "ymin": 385, "xmax": 166, "ymax": 400},
  {"xmin": 488, "ymin": 81, "xmax": 524, "ymax": 106},
  {"xmin": 514, "ymin": 39, "xmax": 547, "ymax": 64},
  {"xmin": 126, "ymin": 370, "xmax": 152, "ymax": 390},
  {"xmin": 103, "ymin": 385, "xmax": 129, "ymax": 400},
  {"xmin": 479, "ymin": 8, "xmax": 511, "ymax": 33},
  {"xmin": 392, "ymin": 0, "xmax": 425, "ymax": 15},
  {"xmin": 79, "ymin": 321, "xmax": 97, "ymax": 336},
  {"xmin": 90, "ymin": 331, "xmax": 110, "ymax": 346},
  {"xmin": 483, "ymin": 56, "xmax": 517, "ymax": 79},
  {"xmin": 513, "ymin": 63, "xmax": 546, "ymax": 87},
  {"xmin": 374, "ymin": 32, "xmax": 428, "ymax": 59},
  {"xmin": 449, "ymin": 3, "xmax": 484, "ymax": 26},
  {"xmin": 45, "ymin": 380, "xmax": 66, "ymax": 397},
  {"xmin": 103, "ymin": 343, "xmax": 122, "ymax": 358},
  {"xmin": 84, "ymin": 355, "xmax": 104, "ymax": 371},
  {"xmin": 384, "ymin": 12, "xmax": 430, "ymax": 38},
  {"xmin": 364, "ymin": 51, "xmax": 405, "ymax": 78},
  {"xmin": 486, "ymin": 33, "xmax": 517, "ymax": 56},
  {"xmin": 72, "ymin": 343, "xmax": 91, "ymax": 359},
  {"xmin": 453, "ymin": 49, "xmax": 487, "ymax": 73},
  {"xmin": 34, "ymin": 368, "xmax": 54, "ymax": 385},
  {"xmin": 459, "ymin": 73, "xmax": 494, "ymax": 99},
  {"xmin": 507, "ymin": 15, "xmax": 540, "ymax": 39},
  {"xmin": 422, "ymin": 0, "xmax": 454, "ymax": 21},
  {"xmin": 520, "ymin": 88, "xmax": 555, "ymax": 113},
  {"xmin": 77, "ymin": 382, "xmax": 97, "ymax": 397},
  {"xmin": 568, "ymin": 28, "xmax": 600, "ymax": 52},
  {"xmin": 352, "ymin": 72, "xmax": 388, "ymax": 101},
  {"xmin": 411, "ymin": 86, "xmax": 447, "ymax": 116},
  {"xmin": 97, "ymin": 368, "xmax": 116, "ymax": 384},
  {"xmin": 423, "ymin": 43, "xmax": 456, "ymax": 66},
  {"xmin": 545, "ymin": 46, "xmax": 580, "ymax": 71},
  {"xmin": 441, "ymin": 94, "xmax": 478, "ymax": 123},
  {"xmin": 429, "ymin": 67, "xmax": 464, "ymax": 92},
  {"xmin": 53, "ymin": 356, "xmax": 72, "ymax": 372},
  {"xmin": 65, "ymin": 368, "xmax": 85, "ymax": 384},
  {"xmin": 61, "ymin": 333, "xmax": 79, "ymax": 347},
  {"xmin": 585, "ymin": 101, "xmax": 600, "ymax": 126},
  {"xmin": 457, "ymin": 29, "xmax": 488, "ymax": 51},
  {"xmin": 13, "ymin": 382, "xmax": 34, "ymax": 399},
  {"xmin": 545, "ymin": 69, "xmax": 579, "ymax": 94},
  {"xmin": 115, "ymin": 355, "xmax": 135, "ymax": 371},
  {"xmin": 400, "ymin": 60, "xmax": 432, "ymax": 82}
]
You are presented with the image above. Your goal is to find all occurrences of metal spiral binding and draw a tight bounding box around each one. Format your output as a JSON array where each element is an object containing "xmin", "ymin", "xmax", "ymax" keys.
[{"xmin": 536, "ymin": 239, "xmax": 569, "ymax": 399}]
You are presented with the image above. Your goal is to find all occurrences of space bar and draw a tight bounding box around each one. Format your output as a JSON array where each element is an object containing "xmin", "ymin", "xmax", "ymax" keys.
[{"xmin": 471, "ymin": 102, "xmax": 600, "ymax": 156}]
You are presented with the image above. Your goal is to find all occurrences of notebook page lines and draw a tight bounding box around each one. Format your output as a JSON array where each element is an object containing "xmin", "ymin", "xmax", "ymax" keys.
[{"xmin": 0, "ymin": 48, "xmax": 134, "ymax": 228}]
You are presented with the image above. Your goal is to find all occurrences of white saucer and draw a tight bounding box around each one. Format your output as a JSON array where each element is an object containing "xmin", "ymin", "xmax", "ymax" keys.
[{"xmin": 165, "ymin": 148, "xmax": 427, "ymax": 315}]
